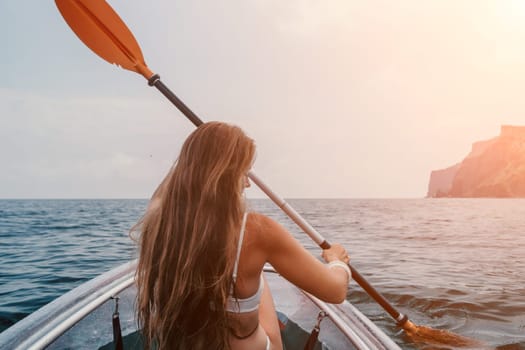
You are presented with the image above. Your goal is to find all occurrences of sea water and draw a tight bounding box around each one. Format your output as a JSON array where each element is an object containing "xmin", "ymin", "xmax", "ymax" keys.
[{"xmin": 0, "ymin": 198, "xmax": 524, "ymax": 349}]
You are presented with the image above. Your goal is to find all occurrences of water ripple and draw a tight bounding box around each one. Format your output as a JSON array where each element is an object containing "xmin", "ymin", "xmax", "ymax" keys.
[{"xmin": 0, "ymin": 198, "xmax": 524, "ymax": 349}]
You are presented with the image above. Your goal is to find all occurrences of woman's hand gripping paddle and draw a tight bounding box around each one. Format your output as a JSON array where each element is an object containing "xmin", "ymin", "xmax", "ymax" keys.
[{"xmin": 54, "ymin": 1, "xmax": 484, "ymax": 348}]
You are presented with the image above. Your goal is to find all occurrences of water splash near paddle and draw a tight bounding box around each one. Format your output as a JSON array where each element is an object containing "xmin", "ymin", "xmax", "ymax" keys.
[{"xmin": 403, "ymin": 321, "xmax": 485, "ymax": 349}]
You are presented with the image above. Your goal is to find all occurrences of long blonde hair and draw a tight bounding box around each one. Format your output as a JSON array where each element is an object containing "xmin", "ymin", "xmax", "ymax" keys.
[{"xmin": 134, "ymin": 122, "xmax": 256, "ymax": 349}]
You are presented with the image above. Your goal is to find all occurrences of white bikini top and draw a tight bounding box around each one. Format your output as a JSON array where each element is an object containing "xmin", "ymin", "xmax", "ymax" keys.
[{"xmin": 225, "ymin": 212, "xmax": 264, "ymax": 313}]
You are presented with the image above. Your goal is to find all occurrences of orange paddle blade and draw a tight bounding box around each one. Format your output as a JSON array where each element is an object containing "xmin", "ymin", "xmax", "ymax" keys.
[
  {"xmin": 403, "ymin": 321, "xmax": 484, "ymax": 349},
  {"xmin": 55, "ymin": 0, "xmax": 153, "ymax": 79}
]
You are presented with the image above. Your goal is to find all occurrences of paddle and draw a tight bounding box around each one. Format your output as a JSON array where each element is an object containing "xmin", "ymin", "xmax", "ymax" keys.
[{"xmin": 54, "ymin": 0, "xmax": 482, "ymax": 347}]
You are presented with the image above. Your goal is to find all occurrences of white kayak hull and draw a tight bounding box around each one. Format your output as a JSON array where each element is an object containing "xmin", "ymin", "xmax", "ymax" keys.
[{"xmin": 0, "ymin": 261, "xmax": 401, "ymax": 350}]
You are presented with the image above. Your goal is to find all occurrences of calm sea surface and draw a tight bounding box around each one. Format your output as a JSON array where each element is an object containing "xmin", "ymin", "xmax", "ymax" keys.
[{"xmin": 0, "ymin": 199, "xmax": 524, "ymax": 349}]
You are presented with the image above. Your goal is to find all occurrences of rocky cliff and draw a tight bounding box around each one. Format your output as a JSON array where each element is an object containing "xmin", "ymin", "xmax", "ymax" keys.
[{"xmin": 427, "ymin": 125, "xmax": 525, "ymax": 198}]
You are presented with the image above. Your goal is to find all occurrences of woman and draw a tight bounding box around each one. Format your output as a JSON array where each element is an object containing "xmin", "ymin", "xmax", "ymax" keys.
[{"xmin": 134, "ymin": 122, "xmax": 351, "ymax": 350}]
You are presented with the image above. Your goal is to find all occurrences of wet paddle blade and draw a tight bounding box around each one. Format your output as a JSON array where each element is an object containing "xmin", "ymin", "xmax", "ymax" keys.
[
  {"xmin": 55, "ymin": 0, "xmax": 153, "ymax": 78},
  {"xmin": 403, "ymin": 321, "xmax": 484, "ymax": 349}
]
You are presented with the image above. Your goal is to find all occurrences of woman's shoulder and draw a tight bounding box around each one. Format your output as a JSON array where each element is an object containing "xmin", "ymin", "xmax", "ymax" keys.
[
  {"xmin": 246, "ymin": 212, "xmax": 287, "ymax": 241},
  {"xmin": 246, "ymin": 212, "xmax": 278, "ymax": 229},
  {"xmin": 245, "ymin": 212, "xmax": 282, "ymax": 253}
]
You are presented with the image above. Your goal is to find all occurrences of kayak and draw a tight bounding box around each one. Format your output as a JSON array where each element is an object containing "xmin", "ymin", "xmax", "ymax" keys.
[{"xmin": 0, "ymin": 261, "xmax": 401, "ymax": 350}]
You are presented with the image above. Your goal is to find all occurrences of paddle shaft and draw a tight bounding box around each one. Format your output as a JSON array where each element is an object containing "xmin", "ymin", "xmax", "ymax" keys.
[
  {"xmin": 147, "ymin": 73, "xmax": 409, "ymax": 328},
  {"xmin": 148, "ymin": 75, "xmax": 203, "ymax": 126},
  {"xmin": 248, "ymin": 170, "xmax": 408, "ymax": 327}
]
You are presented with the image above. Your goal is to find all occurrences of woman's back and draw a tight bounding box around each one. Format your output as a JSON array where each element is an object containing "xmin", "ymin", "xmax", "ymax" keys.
[
  {"xmin": 227, "ymin": 212, "xmax": 351, "ymax": 350},
  {"xmin": 227, "ymin": 213, "xmax": 274, "ymax": 349},
  {"xmin": 135, "ymin": 122, "xmax": 350, "ymax": 350}
]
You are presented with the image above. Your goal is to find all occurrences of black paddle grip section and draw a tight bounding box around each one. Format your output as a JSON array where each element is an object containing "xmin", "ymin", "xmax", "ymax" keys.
[
  {"xmin": 321, "ymin": 240, "xmax": 406, "ymax": 324},
  {"xmin": 349, "ymin": 266, "xmax": 405, "ymax": 322},
  {"xmin": 148, "ymin": 75, "xmax": 203, "ymax": 127},
  {"xmin": 319, "ymin": 241, "xmax": 331, "ymax": 249}
]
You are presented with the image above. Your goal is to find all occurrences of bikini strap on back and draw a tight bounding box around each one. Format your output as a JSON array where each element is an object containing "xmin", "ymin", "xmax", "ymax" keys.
[{"xmin": 232, "ymin": 212, "xmax": 248, "ymax": 282}]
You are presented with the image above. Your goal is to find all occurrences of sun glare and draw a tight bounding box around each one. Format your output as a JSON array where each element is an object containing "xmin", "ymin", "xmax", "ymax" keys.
[{"xmin": 501, "ymin": 0, "xmax": 525, "ymax": 23}]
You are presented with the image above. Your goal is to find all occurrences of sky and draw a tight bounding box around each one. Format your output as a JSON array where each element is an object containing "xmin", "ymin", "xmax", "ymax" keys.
[{"xmin": 2, "ymin": 0, "xmax": 525, "ymax": 199}]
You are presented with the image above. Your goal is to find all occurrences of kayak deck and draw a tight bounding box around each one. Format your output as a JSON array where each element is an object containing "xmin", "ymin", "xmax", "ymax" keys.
[{"xmin": 0, "ymin": 261, "xmax": 401, "ymax": 350}]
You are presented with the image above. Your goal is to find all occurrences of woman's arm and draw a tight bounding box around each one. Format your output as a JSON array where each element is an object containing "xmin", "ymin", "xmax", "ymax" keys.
[{"xmin": 257, "ymin": 214, "xmax": 350, "ymax": 303}]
